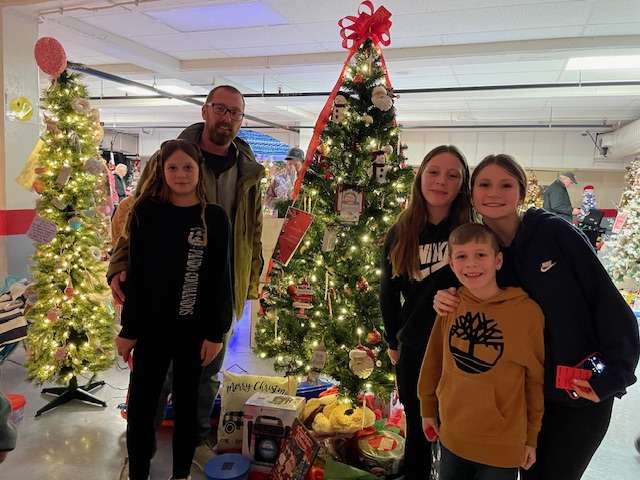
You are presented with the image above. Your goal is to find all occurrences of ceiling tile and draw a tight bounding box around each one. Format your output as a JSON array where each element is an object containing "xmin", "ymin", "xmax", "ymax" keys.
[
  {"xmin": 588, "ymin": 0, "xmax": 640, "ymax": 24},
  {"xmin": 79, "ymin": 11, "xmax": 177, "ymax": 36}
]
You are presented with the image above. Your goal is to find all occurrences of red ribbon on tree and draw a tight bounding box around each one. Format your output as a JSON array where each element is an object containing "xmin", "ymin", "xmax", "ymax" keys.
[
  {"xmin": 291, "ymin": 1, "xmax": 393, "ymax": 201},
  {"xmin": 338, "ymin": 0, "xmax": 392, "ymax": 50}
]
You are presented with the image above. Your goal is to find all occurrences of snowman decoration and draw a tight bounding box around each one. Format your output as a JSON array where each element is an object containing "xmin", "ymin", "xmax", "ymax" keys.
[
  {"xmin": 331, "ymin": 94, "xmax": 349, "ymax": 123},
  {"xmin": 371, "ymin": 151, "xmax": 389, "ymax": 184}
]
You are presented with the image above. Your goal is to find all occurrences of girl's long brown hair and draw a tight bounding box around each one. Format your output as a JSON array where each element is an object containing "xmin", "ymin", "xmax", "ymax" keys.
[
  {"xmin": 123, "ymin": 139, "xmax": 209, "ymax": 244},
  {"xmin": 388, "ymin": 145, "xmax": 472, "ymax": 280}
]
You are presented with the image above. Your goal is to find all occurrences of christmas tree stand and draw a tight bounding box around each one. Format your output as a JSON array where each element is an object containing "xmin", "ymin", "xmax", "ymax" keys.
[{"xmin": 35, "ymin": 376, "xmax": 106, "ymax": 417}]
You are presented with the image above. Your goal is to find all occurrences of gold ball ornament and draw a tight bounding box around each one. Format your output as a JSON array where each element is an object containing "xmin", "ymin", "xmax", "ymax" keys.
[{"xmin": 8, "ymin": 96, "xmax": 33, "ymax": 122}]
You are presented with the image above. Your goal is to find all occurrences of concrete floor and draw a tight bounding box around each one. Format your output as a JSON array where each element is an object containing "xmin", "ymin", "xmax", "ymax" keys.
[{"xmin": 1, "ymin": 310, "xmax": 639, "ymax": 479}]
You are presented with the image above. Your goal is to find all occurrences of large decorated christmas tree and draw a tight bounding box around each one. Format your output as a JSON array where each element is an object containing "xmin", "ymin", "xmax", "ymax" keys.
[
  {"xmin": 607, "ymin": 158, "xmax": 640, "ymax": 284},
  {"xmin": 255, "ymin": 3, "xmax": 414, "ymax": 399},
  {"xmin": 25, "ymin": 38, "xmax": 114, "ymax": 415}
]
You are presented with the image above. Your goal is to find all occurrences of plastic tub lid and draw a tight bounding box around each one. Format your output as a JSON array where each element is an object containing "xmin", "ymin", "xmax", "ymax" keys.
[{"xmin": 204, "ymin": 453, "xmax": 251, "ymax": 480}]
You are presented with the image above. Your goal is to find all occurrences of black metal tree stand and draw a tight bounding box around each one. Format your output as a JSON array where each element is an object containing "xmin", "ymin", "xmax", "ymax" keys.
[{"xmin": 35, "ymin": 375, "xmax": 106, "ymax": 417}]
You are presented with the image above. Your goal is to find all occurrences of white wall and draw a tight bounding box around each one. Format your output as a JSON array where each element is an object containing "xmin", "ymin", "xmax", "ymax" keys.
[
  {"xmin": 3, "ymin": 10, "xmax": 39, "ymax": 210},
  {"xmin": 399, "ymin": 129, "xmax": 624, "ymax": 171},
  {"xmin": 399, "ymin": 128, "xmax": 628, "ymax": 210}
]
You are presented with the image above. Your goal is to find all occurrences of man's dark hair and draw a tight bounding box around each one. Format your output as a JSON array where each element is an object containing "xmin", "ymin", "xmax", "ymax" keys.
[{"xmin": 205, "ymin": 85, "xmax": 245, "ymax": 109}]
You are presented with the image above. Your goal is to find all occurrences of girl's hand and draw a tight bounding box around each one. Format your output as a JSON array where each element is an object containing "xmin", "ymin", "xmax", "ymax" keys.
[
  {"xmin": 201, "ymin": 340, "xmax": 223, "ymax": 366},
  {"xmin": 116, "ymin": 336, "xmax": 137, "ymax": 362},
  {"xmin": 433, "ymin": 287, "xmax": 460, "ymax": 315},
  {"xmin": 521, "ymin": 446, "xmax": 536, "ymax": 470},
  {"xmin": 421, "ymin": 417, "xmax": 439, "ymax": 442},
  {"xmin": 387, "ymin": 348, "xmax": 399, "ymax": 365},
  {"xmin": 572, "ymin": 379, "xmax": 601, "ymax": 403}
]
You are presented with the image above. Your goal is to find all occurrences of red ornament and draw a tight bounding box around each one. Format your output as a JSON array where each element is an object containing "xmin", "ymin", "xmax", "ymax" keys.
[
  {"xmin": 291, "ymin": 280, "xmax": 314, "ymax": 318},
  {"xmin": 287, "ymin": 284, "xmax": 297, "ymax": 298},
  {"xmin": 356, "ymin": 277, "xmax": 369, "ymax": 292},
  {"xmin": 34, "ymin": 37, "xmax": 67, "ymax": 77},
  {"xmin": 64, "ymin": 287, "xmax": 74, "ymax": 299},
  {"xmin": 324, "ymin": 171, "xmax": 335, "ymax": 181},
  {"xmin": 367, "ymin": 329, "xmax": 382, "ymax": 345},
  {"xmin": 353, "ymin": 73, "xmax": 364, "ymax": 84}
]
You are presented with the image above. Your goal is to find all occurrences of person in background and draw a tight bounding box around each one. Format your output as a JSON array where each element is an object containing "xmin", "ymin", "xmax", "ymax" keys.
[
  {"xmin": 380, "ymin": 145, "xmax": 473, "ymax": 480},
  {"xmin": 435, "ymin": 154, "xmax": 639, "ymax": 480},
  {"xmin": 542, "ymin": 171, "xmax": 580, "ymax": 222},
  {"xmin": 114, "ymin": 163, "xmax": 129, "ymax": 203},
  {"xmin": 265, "ymin": 147, "xmax": 304, "ymax": 207},
  {"xmin": 110, "ymin": 85, "xmax": 264, "ymax": 474},
  {"xmin": 420, "ymin": 223, "xmax": 544, "ymax": 480},
  {"xmin": 116, "ymin": 139, "xmax": 232, "ymax": 480},
  {"xmin": 0, "ymin": 391, "xmax": 17, "ymax": 463}
]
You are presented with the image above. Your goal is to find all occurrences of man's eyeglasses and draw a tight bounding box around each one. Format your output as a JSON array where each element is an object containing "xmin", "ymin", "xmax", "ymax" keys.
[{"xmin": 206, "ymin": 102, "xmax": 245, "ymax": 121}]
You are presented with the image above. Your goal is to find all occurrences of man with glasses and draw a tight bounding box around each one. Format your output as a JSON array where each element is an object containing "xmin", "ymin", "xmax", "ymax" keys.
[{"xmin": 109, "ymin": 85, "xmax": 265, "ymax": 476}]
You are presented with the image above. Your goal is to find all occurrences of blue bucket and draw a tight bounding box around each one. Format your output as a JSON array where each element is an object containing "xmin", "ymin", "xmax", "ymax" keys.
[{"xmin": 205, "ymin": 453, "xmax": 250, "ymax": 480}]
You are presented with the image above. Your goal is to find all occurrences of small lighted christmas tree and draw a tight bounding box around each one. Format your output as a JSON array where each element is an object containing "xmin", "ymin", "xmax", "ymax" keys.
[
  {"xmin": 521, "ymin": 172, "xmax": 543, "ymax": 213},
  {"xmin": 579, "ymin": 185, "xmax": 597, "ymax": 220},
  {"xmin": 25, "ymin": 38, "xmax": 114, "ymax": 416},
  {"xmin": 607, "ymin": 158, "xmax": 640, "ymax": 284}
]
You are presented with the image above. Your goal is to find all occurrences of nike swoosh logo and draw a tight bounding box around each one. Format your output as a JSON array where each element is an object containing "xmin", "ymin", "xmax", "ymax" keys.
[{"xmin": 540, "ymin": 261, "xmax": 556, "ymax": 273}]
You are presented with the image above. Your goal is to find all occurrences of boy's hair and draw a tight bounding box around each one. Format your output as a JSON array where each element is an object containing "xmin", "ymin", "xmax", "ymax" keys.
[
  {"xmin": 448, "ymin": 223, "xmax": 500, "ymax": 254},
  {"xmin": 123, "ymin": 139, "xmax": 209, "ymax": 244}
]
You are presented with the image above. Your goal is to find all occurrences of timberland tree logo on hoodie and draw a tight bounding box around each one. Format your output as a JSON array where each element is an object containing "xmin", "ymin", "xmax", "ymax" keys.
[
  {"xmin": 179, "ymin": 227, "xmax": 205, "ymax": 316},
  {"xmin": 418, "ymin": 241, "xmax": 449, "ymax": 280},
  {"xmin": 449, "ymin": 311, "xmax": 504, "ymax": 373}
]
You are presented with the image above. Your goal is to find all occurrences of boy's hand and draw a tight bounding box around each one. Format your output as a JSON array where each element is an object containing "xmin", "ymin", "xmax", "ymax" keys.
[
  {"xmin": 433, "ymin": 287, "xmax": 459, "ymax": 315},
  {"xmin": 116, "ymin": 336, "xmax": 137, "ymax": 362},
  {"xmin": 387, "ymin": 348, "xmax": 399, "ymax": 365},
  {"xmin": 421, "ymin": 417, "xmax": 439, "ymax": 442},
  {"xmin": 201, "ymin": 340, "xmax": 223, "ymax": 366},
  {"xmin": 572, "ymin": 379, "xmax": 601, "ymax": 403},
  {"xmin": 521, "ymin": 445, "xmax": 536, "ymax": 470}
]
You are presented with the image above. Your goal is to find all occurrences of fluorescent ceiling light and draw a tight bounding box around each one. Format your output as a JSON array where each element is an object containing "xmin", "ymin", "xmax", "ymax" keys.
[
  {"xmin": 146, "ymin": 1, "xmax": 286, "ymax": 32},
  {"xmin": 159, "ymin": 85, "xmax": 196, "ymax": 95},
  {"xmin": 566, "ymin": 55, "xmax": 640, "ymax": 70},
  {"xmin": 118, "ymin": 85, "xmax": 196, "ymax": 96},
  {"xmin": 118, "ymin": 86, "xmax": 155, "ymax": 96}
]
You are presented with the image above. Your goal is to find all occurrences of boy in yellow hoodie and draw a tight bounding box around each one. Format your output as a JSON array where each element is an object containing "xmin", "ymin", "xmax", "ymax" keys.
[{"xmin": 418, "ymin": 223, "xmax": 544, "ymax": 480}]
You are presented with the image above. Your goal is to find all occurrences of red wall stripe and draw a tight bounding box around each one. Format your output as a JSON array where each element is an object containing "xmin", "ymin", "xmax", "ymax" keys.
[{"xmin": 0, "ymin": 209, "xmax": 36, "ymax": 236}]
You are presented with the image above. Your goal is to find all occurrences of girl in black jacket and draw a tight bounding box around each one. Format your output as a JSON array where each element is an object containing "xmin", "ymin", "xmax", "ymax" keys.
[
  {"xmin": 380, "ymin": 145, "xmax": 472, "ymax": 480},
  {"xmin": 116, "ymin": 139, "xmax": 232, "ymax": 480},
  {"xmin": 435, "ymin": 154, "xmax": 639, "ymax": 480}
]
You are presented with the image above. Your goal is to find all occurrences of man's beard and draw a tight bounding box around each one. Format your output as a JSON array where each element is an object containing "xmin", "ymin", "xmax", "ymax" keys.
[{"xmin": 208, "ymin": 123, "xmax": 234, "ymax": 145}]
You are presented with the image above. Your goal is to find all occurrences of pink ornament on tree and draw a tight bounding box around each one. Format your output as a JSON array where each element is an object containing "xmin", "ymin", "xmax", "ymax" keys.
[
  {"xmin": 34, "ymin": 37, "xmax": 67, "ymax": 78},
  {"xmin": 54, "ymin": 347, "xmax": 67, "ymax": 361},
  {"xmin": 47, "ymin": 308, "xmax": 61, "ymax": 322}
]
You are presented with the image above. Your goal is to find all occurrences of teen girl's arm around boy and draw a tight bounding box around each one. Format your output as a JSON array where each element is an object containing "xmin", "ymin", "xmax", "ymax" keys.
[
  {"xmin": 379, "ymin": 230, "xmax": 402, "ymax": 365},
  {"xmin": 552, "ymin": 218, "xmax": 639, "ymax": 402},
  {"xmin": 199, "ymin": 205, "xmax": 233, "ymax": 366},
  {"xmin": 417, "ymin": 314, "xmax": 445, "ymax": 438}
]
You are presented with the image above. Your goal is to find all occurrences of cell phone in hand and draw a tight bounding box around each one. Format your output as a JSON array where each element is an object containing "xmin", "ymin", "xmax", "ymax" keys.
[{"xmin": 556, "ymin": 353, "xmax": 606, "ymax": 399}]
